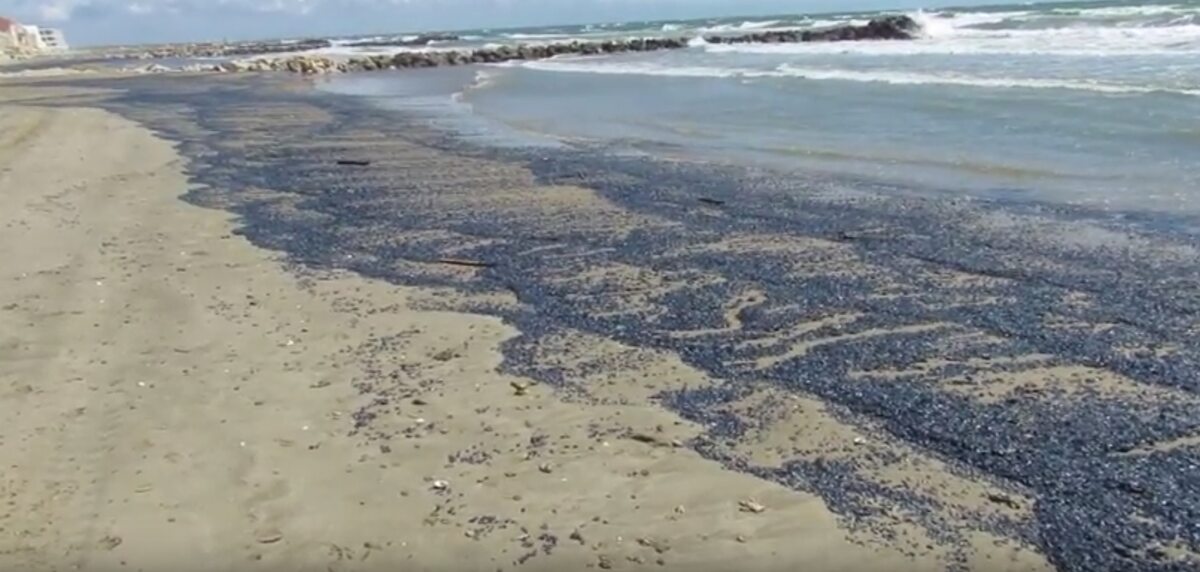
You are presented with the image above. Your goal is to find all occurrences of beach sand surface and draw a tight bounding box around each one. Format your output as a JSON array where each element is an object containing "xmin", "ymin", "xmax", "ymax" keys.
[{"xmin": 0, "ymin": 83, "xmax": 1049, "ymax": 571}]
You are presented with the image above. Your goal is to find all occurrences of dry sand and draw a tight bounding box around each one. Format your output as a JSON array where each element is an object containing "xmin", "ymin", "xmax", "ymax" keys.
[{"xmin": 0, "ymin": 83, "xmax": 1049, "ymax": 571}]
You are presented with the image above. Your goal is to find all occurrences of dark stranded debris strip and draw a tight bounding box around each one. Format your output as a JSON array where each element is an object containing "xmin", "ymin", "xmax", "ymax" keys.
[{"xmin": 95, "ymin": 75, "xmax": 1200, "ymax": 572}]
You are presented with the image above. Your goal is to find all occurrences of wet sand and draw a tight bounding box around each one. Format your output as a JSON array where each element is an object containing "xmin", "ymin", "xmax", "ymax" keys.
[{"xmin": 0, "ymin": 79, "xmax": 1060, "ymax": 571}]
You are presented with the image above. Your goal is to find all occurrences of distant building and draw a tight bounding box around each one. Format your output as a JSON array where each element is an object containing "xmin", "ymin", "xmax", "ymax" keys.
[
  {"xmin": 38, "ymin": 27, "xmax": 67, "ymax": 51},
  {"xmin": 0, "ymin": 16, "xmax": 17, "ymax": 49},
  {"xmin": 0, "ymin": 16, "xmax": 68, "ymax": 54},
  {"xmin": 18, "ymin": 24, "xmax": 45, "ymax": 50}
]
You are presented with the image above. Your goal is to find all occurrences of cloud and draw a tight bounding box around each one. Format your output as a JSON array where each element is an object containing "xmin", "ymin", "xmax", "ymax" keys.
[
  {"xmin": 0, "ymin": 0, "xmax": 960, "ymax": 45},
  {"xmin": 5, "ymin": 0, "xmax": 704, "ymax": 21},
  {"xmin": 32, "ymin": 0, "xmax": 83, "ymax": 21},
  {"xmin": 6, "ymin": 0, "xmax": 329, "ymax": 22}
]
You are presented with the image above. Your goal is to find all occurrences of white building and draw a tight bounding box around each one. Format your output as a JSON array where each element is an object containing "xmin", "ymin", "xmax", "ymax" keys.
[
  {"xmin": 0, "ymin": 17, "xmax": 68, "ymax": 54},
  {"xmin": 38, "ymin": 27, "xmax": 68, "ymax": 51},
  {"xmin": 19, "ymin": 24, "xmax": 44, "ymax": 50}
]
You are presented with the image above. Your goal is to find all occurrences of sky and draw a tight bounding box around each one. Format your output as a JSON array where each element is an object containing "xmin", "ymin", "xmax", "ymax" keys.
[{"xmin": 0, "ymin": 0, "xmax": 1029, "ymax": 46}]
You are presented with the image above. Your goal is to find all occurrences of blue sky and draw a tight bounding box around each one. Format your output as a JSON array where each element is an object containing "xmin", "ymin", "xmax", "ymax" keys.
[{"xmin": 0, "ymin": 0, "xmax": 1024, "ymax": 46}]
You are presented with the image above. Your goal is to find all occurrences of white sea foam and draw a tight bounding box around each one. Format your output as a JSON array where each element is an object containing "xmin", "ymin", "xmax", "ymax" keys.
[
  {"xmin": 0, "ymin": 67, "xmax": 88, "ymax": 78},
  {"xmin": 295, "ymin": 43, "xmax": 465, "ymax": 58},
  {"xmin": 452, "ymin": 68, "xmax": 504, "ymax": 103},
  {"xmin": 503, "ymin": 32, "xmax": 570, "ymax": 39},
  {"xmin": 773, "ymin": 64, "xmax": 1200, "ymax": 96},
  {"xmin": 805, "ymin": 18, "xmax": 871, "ymax": 28},
  {"xmin": 506, "ymin": 58, "xmax": 1200, "ymax": 97},
  {"xmin": 703, "ymin": 10, "xmax": 1200, "ymax": 57},
  {"xmin": 911, "ymin": 10, "xmax": 1033, "ymax": 37},
  {"xmin": 1048, "ymin": 4, "xmax": 1195, "ymax": 18},
  {"xmin": 510, "ymin": 59, "xmax": 765, "ymax": 78},
  {"xmin": 698, "ymin": 19, "xmax": 785, "ymax": 33}
]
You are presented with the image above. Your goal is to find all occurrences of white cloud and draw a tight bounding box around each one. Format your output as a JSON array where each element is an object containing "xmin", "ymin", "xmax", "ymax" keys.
[
  {"xmin": 0, "ymin": 0, "xmax": 939, "ymax": 45},
  {"xmin": 34, "ymin": 0, "xmax": 84, "ymax": 21},
  {"xmin": 6, "ymin": 0, "xmax": 336, "ymax": 22}
]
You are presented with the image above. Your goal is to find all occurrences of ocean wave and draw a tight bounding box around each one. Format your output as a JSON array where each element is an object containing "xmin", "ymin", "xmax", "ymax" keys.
[
  {"xmin": 503, "ymin": 32, "xmax": 570, "ymax": 40},
  {"xmin": 1047, "ymin": 4, "xmax": 1196, "ymax": 19},
  {"xmin": 301, "ymin": 44, "xmax": 465, "ymax": 57},
  {"xmin": 505, "ymin": 58, "xmax": 1200, "ymax": 97},
  {"xmin": 928, "ymin": 3, "xmax": 1200, "ymax": 32},
  {"xmin": 507, "ymin": 59, "xmax": 770, "ymax": 78},
  {"xmin": 0, "ymin": 67, "xmax": 89, "ymax": 78},
  {"xmin": 914, "ymin": 10, "xmax": 1033, "ymax": 36},
  {"xmin": 698, "ymin": 19, "xmax": 786, "ymax": 33},
  {"xmin": 334, "ymin": 34, "xmax": 422, "ymax": 47},
  {"xmin": 452, "ymin": 68, "xmax": 505, "ymax": 103},
  {"xmin": 772, "ymin": 64, "xmax": 1200, "ymax": 96},
  {"xmin": 703, "ymin": 16, "xmax": 1200, "ymax": 57},
  {"xmin": 807, "ymin": 18, "xmax": 871, "ymax": 28}
]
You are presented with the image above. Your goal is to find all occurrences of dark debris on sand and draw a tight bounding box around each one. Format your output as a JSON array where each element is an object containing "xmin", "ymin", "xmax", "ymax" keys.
[{"xmin": 62, "ymin": 74, "xmax": 1200, "ymax": 572}]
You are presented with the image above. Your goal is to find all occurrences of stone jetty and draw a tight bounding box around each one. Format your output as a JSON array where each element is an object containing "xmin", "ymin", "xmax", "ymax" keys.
[{"xmin": 140, "ymin": 16, "xmax": 920, "ymax": 75}]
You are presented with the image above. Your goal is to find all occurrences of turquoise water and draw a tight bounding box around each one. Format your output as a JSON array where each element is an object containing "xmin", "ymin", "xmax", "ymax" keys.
[{"xmin": 324, "ymin": 0, "xmax": 1200, "ymax": 215}]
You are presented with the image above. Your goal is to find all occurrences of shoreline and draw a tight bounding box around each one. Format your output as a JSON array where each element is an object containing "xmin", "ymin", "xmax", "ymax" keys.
[
  {"xmin": 0, "ymin": 77, "xmax": 1046, "ymax": 571},
  {"xmin": 4, "ymin": 71, "xmax": 1200, "ymax": 570}
]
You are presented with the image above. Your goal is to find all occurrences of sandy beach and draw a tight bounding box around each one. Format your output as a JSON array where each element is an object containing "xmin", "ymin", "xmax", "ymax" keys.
[
  {"xmin": 4, "ymin": 3, "xmax": 1200, "ymax": 570},
  {"xmin": 0, "ymin": 77, "xmax": 1063, "ymax": 571},
  {"xmin": 8, "ymin": 52, "xmax": 1200, "ymax": 570}
]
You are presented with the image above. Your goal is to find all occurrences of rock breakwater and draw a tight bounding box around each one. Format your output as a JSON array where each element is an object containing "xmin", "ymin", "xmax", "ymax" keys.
[{"xmin": 136, "ymin": 16, "xmax": 919, "ymax": 75}]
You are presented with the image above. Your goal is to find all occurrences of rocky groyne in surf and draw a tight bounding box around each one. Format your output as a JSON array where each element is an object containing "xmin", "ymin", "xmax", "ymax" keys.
[
  {"xmin": 130, "ymin": 16, "xmax": 919, "ymax": 75},
  {"xmin": 705, "ymin": 15, "xmax": 919, "ymax": 43}
]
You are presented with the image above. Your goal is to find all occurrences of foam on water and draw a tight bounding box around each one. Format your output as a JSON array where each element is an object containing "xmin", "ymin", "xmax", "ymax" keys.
[
  {"xmin": 505, "ymin": 57, "xmax": 1200, "ymax": 97},
  {"xmin": 1045, "ymin": 4, "xmax": 1196, "ymax": 18},
  {"xmin": 507, "ymin": 58, "xmax": 764, "ymax": 78},
  {"xmin": 296, "ymin": 44, "xmax": 465, "ymax": 57},
  {"xmin": 458, "ymin": 68, "xmax": 503, "ymax": 98},
  {"xmin": 502, "ymin": 32, "xmax": 571, "ymax": 39},
  {"xmin": 698, "ymin": 19, "xmax": 785, "ymax": 33},
  {"xmin": 773, "ymin": 64, "xmax": 1200, "ymax": 96},
  {"xmin": 705, "ymin": 9, "xmax": 1200, "ymax": 57}
]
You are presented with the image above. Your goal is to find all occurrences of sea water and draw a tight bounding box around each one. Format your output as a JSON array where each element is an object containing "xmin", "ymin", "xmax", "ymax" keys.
[{"xmin": 322, "ymin": 0, "xmax": 1200, "ymax": 216}]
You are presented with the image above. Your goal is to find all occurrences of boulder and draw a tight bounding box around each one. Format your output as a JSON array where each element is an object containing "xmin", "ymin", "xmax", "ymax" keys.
[{"xmin": 370, "ymin": 55, "xmax": 390, "ymax": 69}]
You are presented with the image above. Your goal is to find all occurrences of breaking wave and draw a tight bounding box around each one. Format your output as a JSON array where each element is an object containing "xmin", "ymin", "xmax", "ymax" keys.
[{"xmin": 505, "ymin": 58, "xmax": 1200, "ymax": 97}]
